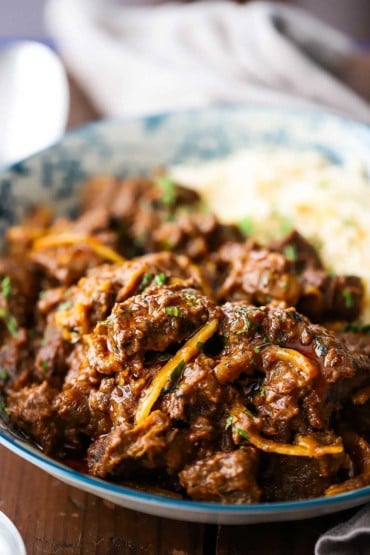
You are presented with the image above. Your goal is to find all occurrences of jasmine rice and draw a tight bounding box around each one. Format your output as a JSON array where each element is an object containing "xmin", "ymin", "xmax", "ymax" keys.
[{"xmin": 170, "ymin": 148, "xmax": 370, "ymax": 322}]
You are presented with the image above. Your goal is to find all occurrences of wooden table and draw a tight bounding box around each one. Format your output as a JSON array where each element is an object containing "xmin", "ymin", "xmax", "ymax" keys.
[{"xmin": 0, "ymin": 73, "xmax": 365, "ymax": 555}]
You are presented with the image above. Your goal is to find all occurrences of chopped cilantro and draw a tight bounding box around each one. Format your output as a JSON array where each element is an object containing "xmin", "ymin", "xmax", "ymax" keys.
[
  {"xmin": 225, "ymin": 416, "xmax": 234, "ymax": 430},
  {"xmin": 165, "ymin": 306, "xmax": 182, "ymax": 317},
  {"xmin": 41, "ymin": 360, "xmax": 49, "ymax": 374},
  {"xmin": 196, "ymin": 341, "xmax": 204, "ymax": 352},
  {"xmin": 169, "ymin": 360, "xmax": 185, "ymax": 386},
  {"xmin": 342, "ymin": 289, "xmax": 354, "ymax": 309},
  {"xmin": 283, "ymin": 244, "xmax": 297, "ymax": 261},
  {"xmin": 253, "ymin": 346, "xmax": 261, "ymax": 354},
  {"xmin": 0, "ymin": 309, "xmax": 18, "ymax": 337},
  {"xmin": 0, "ymin": 368, "xmax": 8, "ymax": 381},
  {"xmin": 137, "ymin": 273, "xmax": 154, "ymax": 293},
  {"xmin": 156, "ymin": 175, "xmax": 176, "ymax": 207},
  {"xmin": 238, "ymin": 216, "xmax": 254, "ymax": 237},
  {"xmin": 153, "ymin": 272, "xmax": 168, "ymax": 286},
  {"xmin": 1, "ymin": 276, "xmax": 11, "ymax": 299},
  {"xmin": 235, "ymin": 428, "xmax": 249, "ymax": 440},
  {"xmin": 259, "ymin": 386, "xmax": 266, "ymax": 397},
  {"xmin": 235, "ymin": 311, "xmax": 252, "ymax": 334}
]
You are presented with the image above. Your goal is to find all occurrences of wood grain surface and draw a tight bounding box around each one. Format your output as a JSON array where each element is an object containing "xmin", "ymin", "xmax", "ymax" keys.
[
  {"xmin": 0, "ymin": 444, "xmax": 360, "ymax": 554},
  {"xmin": 0, "ymin": 69, "xmax": 367, "ymax": 555}
]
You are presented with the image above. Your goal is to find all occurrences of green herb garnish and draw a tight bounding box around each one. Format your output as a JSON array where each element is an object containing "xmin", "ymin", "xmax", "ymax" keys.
[
  {"xmin": 153, "ymin": 272, "xmax": 168, "ymax": 286},
  {"xmin": 0, "ymin": 368, "xmax": 8, "ymax": 381},
  {"xmin": 0, "ymin": 309, "xmax": 18, "ymax": 337},
  {"xmin": 137, "ymin": 273, "xmax": 154, "ymax": 293},
  {"xmin": 1, "ymin": 276, "xmax": 11, "ymax": 299},
  {"xmin": 342, "ymin": 289, "xmax": 354, "ymax": 309},
  {"xmin": 41, "ymin": 360, "xmax": 49, "ymax": 374},
  {"xmin": 283, "ymin": 244, "xmax": 297, "ymax": 262},
  {"xmin": 235, "ymin": 428, "xmax": 249, "ymax": 440},
  {"xmin": 238, "ymin": 216, "xmax": 254, "ymax": 237},
  {"xmin": 165, "ymin": 306, "xmax": 182, "ymax": 317},
  {"xmin": 156, "ymin": 175, "xmax": 176, "ymax": 207},
  {"xmin": 225, "ymin": 416, "xmax": 234, "ymax": 430},
  {"xmin": 169, "ymin": 360, "xmax": 185, "ymax": 387}
]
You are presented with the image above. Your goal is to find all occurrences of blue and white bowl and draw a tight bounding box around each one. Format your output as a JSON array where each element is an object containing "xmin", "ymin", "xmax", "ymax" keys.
[{"xmin": 1, "ymin": 105, "xmax": 370, "ymax": 524}]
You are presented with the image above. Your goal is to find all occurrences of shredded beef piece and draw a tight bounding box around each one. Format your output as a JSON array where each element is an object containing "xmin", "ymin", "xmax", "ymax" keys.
[
  {"xmin": 150, "ymin": 213, "xmax": 243, "ymax": 261},
  {"xmin": 6, "ymin": 381, "xmax": 60, "ymax": 452},
  {"xmin": 272, "ymin": 229, "xmax": 323, "ymax": 273},
  {"xmin": 262, "ymin": 440, "xmax": 348, "ymax": 501},
  {"xmin": 215, "ymin": 304, "xmax": 366, "ymax": 440},
  {"xmin": 336, "ymin": 331, "xmax": 370, "ymax": 359},
  {"xmin": 179, "ymin": 449, "xmax": 261, "ymax": 503},
  {"xmin": 87, "ymin": 410, "xmax": 171, "ymax": 477},
  {"xmin": 211, "ymin": 240, "xmax": 300, "ymax": 306},
  {"xmin": 298, "ymin": 272, "xmax": 364, "ymax": 323},
  {"xmin": 85, "ymin": 284, "xmax": 218, "ymax": 373},
  {"xmin": 55, "ymin": 252, "xmax": 211, "ymax": 342}
]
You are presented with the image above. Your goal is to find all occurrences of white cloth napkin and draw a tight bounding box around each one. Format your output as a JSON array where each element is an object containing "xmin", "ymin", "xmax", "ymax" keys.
[{"xmin": 45, "ymin": 0, "xmax": 370, "ymax": 122}]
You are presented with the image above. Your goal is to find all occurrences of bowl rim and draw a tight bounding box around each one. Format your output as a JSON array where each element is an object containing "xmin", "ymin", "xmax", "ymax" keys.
[
  {"xmin": 2, "ymin": 430, "xmax": 370, "ymax": 515},
  {"xmin": 2, "ymin": 101, "xmax": 370, "ymax": 175}
]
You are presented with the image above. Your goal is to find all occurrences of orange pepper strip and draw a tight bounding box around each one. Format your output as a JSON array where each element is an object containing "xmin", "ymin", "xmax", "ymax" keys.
[
  {"xmin": 33, "ymin": 233, "xmax": 125, "ymax": 264},
  {"xmin": 135, "ymin": 318, "xmax": 219, "ymax": 425}
]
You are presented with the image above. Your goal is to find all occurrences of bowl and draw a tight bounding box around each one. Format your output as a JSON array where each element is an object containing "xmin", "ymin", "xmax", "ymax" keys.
[{"xmin": 1, "ymin": 104, "xmax": 370, "ymax": 524}]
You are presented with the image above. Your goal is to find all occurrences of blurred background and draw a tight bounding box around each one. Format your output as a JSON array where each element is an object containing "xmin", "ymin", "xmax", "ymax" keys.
[
  {"xmin": 1, "ymin": 0, "xmax": 370, "ymax": 40},
  {"xmin": 0, "ymin": 0, "xmax": 369, "ymax": 166}
]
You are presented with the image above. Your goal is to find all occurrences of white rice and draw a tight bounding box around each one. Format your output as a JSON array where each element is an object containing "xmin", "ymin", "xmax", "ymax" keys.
[{"xmin": 170, "ymin": 148, "xmax": 370, "ymax": 323}]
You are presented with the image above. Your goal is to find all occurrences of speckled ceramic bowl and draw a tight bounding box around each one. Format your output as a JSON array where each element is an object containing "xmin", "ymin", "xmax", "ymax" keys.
[{"xmin": 1, "ymin": 105, "xmax": 370, "ymax": 524}]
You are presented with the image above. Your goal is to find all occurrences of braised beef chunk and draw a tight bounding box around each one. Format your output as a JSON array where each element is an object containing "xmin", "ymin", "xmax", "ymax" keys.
[
  {"xmin": 1, "ymin": 173, "xmax": 370, "ymax": 503},
  {"xmin": 272, "ymin": 230, "xmax": 323, "ymax": 273},
  {"xmin": 179, "ymin": 449, "xmax": 261, "ymax": 503},
  {"xmin": 298, "ymin": 272, "xmax": 364, "ymax": 323},
  {"xmin": 6, "ymin": 381, "xmax": 60, "ymax": 452},
  {"xmin": 209, "ymin": 240, "xmax": 300, "ymax": 306},
  {"xmin": 261, "ymin": 441, "xmax": 349, "ymax": 501}
]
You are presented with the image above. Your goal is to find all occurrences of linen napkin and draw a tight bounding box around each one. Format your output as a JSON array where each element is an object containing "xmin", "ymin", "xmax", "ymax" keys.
[
  {"xmin": 315, "ymin": 504, "xmax": 370, "ymax": 555},
  {"xmin": 45, "ymin": 0, "xmax": 370, "ymax": 121}
]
